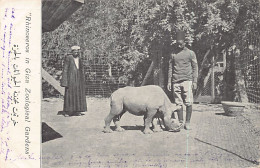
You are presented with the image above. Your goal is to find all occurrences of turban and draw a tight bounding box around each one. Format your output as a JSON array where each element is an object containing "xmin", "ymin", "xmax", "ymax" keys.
[{"xmin": 71, "ymin": 46, "xmax": 81, "ymax": 50}]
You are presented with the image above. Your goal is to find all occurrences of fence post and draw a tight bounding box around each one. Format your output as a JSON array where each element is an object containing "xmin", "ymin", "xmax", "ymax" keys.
[{"xmin": 211, "ymin": 55, "xmax": 215, "ymax": 103}]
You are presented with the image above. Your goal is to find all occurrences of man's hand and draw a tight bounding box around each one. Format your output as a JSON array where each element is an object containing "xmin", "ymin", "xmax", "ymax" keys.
[
  {"xmin": 193, "ymin": 82, "xmax": 197, "ymax": 90},
  {"xmin": 167, "ymin": 82, "xmax": 172, "ymax": 91}
]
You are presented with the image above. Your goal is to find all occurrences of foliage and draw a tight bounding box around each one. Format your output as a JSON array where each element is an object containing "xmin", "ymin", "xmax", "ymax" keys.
[{"xmin": 42, "ymin": 0, "xmax": 260, "ymax": 99}]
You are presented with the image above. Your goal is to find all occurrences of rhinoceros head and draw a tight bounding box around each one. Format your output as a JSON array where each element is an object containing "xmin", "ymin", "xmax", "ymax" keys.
[
  {"xmin": 168, "ymin": 119, "xmax": 182, "ymax": 132},
  {"xmin": 163, "ymin": 103, "xmax": 182, "ymax": 132}
]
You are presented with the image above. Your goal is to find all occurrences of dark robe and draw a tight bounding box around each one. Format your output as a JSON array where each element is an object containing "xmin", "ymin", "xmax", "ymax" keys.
[{"xmin": 60, "ymin": 55, "xmax": 87, "ymax": 115}]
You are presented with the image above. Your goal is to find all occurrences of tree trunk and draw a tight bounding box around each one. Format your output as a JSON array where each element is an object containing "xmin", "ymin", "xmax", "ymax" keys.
[
  {"xmin": 223, "ymin": 48, "xmax": 236, "ymax": 101},
  {"xmin": 153, "ymin": 49, "xmax": 165, "ymax": 89},
  {"xmin": 234, "ymin": 49, "xmax": 249, "ymax": 103},
  {"xmin": 141, "ymin": 61, "xmax": 154, "ymax": 86}
]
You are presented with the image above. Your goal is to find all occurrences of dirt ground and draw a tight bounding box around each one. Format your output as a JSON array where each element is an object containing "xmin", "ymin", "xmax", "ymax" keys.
[{"xmin": 41, "ymin": 97, "xmax": 260, "ymax": 168}]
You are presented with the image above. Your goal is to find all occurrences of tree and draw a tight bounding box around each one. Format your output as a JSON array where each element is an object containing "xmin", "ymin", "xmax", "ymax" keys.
[{"xmin": 42, "ymin": 0, "xmax": 260, "ymax": 101}]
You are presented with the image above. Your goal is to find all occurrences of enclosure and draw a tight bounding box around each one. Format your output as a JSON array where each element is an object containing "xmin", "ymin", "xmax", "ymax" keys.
[
  {"xmin": 42, "ymin": 0, "xmax": 260, "ymax": 108},
  {"xmin": 42, "ymin": 97, "xmax": 260, "ymax": 168},
  {"xmin": 41, "ymin": 0, "xmax": 260, "ymax": 168}
]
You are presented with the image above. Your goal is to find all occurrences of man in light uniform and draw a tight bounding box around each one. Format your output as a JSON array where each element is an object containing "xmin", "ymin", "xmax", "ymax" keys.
[{"xmin": 167, "ymin": 31, "xmax": 198, "ymax": 130}]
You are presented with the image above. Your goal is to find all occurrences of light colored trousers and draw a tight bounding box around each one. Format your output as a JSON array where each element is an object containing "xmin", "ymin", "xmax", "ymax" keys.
[{"xmin": 173, "ymin": 81, "xmax": 193, "ymax": 107}]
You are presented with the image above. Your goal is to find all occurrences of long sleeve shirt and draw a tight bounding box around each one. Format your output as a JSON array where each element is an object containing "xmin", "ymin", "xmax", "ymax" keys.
[{"xmin": 168, "ymin": 47, "xmax": 198, "ymax": 83}]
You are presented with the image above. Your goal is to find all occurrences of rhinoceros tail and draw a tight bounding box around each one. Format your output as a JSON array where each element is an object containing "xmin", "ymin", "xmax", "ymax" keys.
[{"xmin": 109, "ymin": 89, "xmax": 124, "ymax": 115}]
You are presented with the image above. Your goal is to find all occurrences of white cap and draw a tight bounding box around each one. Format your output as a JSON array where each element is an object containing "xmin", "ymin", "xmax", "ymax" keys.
[{"xmin": 71, "ymin": 46, "xmax": 80, "ymax": 50}]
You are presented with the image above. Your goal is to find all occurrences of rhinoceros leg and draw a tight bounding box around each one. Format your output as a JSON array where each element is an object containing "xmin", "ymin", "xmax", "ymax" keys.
[
  {"xmin": 143, "ymin": 113, "xmax": 147, "ymax": 126},
  {"xmin": 143, "ymin": 108, "xmax": 157, "ymax": 134},
  {"xmin": 103, "ymin": 113, "xmax": 115, "ymax": 133},
  {"xmin": 113, "ymin": 111, "xmax": 126, "ymax": 132},
  {"xmin": 152, "ymin": 117, "xmax": 163, "ymax": 132},
  {"xmin": 104, "ymin": 100, "xmax": 125, "ymax": 133}
]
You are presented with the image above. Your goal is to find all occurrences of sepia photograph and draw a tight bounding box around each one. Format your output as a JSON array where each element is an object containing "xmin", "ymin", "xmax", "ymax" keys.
[{"xmin": 41, "ymin": 0, "xmax": 260, "ymax": 167}]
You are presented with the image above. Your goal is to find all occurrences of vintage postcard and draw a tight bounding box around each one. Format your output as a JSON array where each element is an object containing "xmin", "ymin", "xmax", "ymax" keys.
[
  {"xmin": 0, "ymin": 0, "xmax": 41, "ymax": 167},
  {"xmin": 1, "ymin": 0, "xmax": 260, "ymax": 168}
]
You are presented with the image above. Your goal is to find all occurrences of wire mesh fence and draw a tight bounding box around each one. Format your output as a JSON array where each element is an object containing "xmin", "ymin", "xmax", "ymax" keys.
[
  {"xmin": 240, "ymin": 28, "xmax": 260, "ymax": 104},
  {"xmin": 196, "ymin": 57, "xmax": 225, "ymax": 103},
  {"xmin": 42, "ymin": 35, "xmax": 260, "ymax": 107},
  {"xmin": 42, "ymin": 50, "xmax": 126, "ymax": 98}
]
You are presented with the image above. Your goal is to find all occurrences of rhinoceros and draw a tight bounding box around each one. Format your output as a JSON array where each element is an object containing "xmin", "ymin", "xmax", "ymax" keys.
[{"xmin": 103, "ymin": 85, "xmax": 181, "ymax": 134}]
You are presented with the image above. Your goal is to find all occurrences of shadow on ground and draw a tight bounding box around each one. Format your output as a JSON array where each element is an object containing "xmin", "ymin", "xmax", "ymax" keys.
[
  {"xmin": 215, "ymin": 112, "xmax": 234, "ymax": 117},
  {"xmin": 57, "ymin": 111, "xmax": 65, "ymax": 115},
  {"xmin": 42, "ymin": 122, "xmax": 63, "ymax": 143},
  {"xmin": 194, "ymin": 137, "xmax": 259, "ymax": 166},
  {"xmin": 110, "ymin": 125, "xmax": 144, "ymax": 131}
]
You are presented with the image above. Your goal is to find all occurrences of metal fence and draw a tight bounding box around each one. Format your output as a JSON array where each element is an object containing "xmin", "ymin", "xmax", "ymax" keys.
[
  {"xmin": 43, "ymin": 38, "xmax": 260, "ymax": 106},
  {"xmin": 195, "ymin": 28, "xmax": 260, "ymax": 106},
  {"xmin": 240, "ymin": 29, "xmax": 260, "ymax": 104},
  {"xmin": 196, "ymin": 46, "xmax": 260, "ymax": 106},
  {"xmin": 195, "ymin": 56, "xmax": 225, "ymax": 103},
  {"xmin": 42, "ymin": 50, "xmax": 125, "ymax": 98}
]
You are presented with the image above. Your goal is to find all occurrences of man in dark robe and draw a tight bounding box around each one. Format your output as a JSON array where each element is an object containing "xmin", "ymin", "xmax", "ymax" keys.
[{"xmin": 60, "ymin": 46, "xmax": 87, "ymax": 116}]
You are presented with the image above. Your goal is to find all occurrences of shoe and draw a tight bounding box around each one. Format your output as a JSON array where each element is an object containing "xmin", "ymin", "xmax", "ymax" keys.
[
  {"xmin": 184, "ymin": 123, "xmax": 192, "ymax": 130},
  {"xmin": 64, "ymin": 114, "xmax": 70, "ymax": 117},
  {"xmin": 74, "ymin": 112, "xmax": 85, "ymax": 116}
]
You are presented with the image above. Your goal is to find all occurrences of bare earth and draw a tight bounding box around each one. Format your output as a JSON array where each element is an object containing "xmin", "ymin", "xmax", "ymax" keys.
[{"xmin": 42, "ymin": 97, "xmax": 260, "ymax": 168}]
